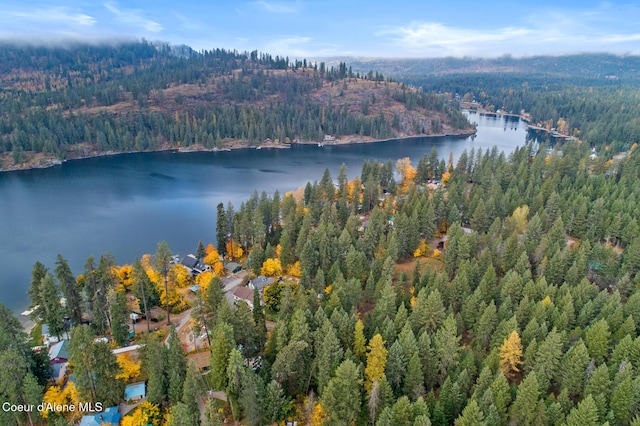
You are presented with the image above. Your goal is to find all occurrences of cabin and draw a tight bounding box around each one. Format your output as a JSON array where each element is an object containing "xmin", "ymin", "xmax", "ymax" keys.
[
  {"xmin": 79, "ymin": 406, "xmax": 120, "ymax": 426},
  {"xmin": 225, "ymin": 262, "xmax": 242, "ymax": 274}
]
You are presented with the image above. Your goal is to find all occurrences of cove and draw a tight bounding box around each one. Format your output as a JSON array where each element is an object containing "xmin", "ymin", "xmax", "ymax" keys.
[{"xmin": 0, "ymin": 112, "xmax": 528, "ymax": 314}]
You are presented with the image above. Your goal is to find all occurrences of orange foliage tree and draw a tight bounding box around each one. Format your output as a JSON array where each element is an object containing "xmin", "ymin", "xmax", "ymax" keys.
[{"xmin": 225, "ymin": 239, "xmax": 244, "ymax": 260}]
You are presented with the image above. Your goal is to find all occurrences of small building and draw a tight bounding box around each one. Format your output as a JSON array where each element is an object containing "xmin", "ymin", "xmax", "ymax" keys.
[
  {"xmin": 189, "ymin": 284, "xmax": 200, "ymax": 293},
  {"xmin": 232, "ymin": 286, "xmax": 255, "ymax": 310},
  {"xmin": 181, "ymin": 254, "xmax": 212, "ymax": 276},
  {"xmin": 249, "ymin": 276, "xmax": 274, "ymax": 293},
  {"xmin": 79, "ymin": 406, "xmax": 121, "ymax": 426},
  {"xmin": 124, "ymin": 382, "xmax": 146, "ymax": 402},
  {"xmin": 225, "ymin": 262, "xmax": 242, "ymax": 274},
  {"xmin": 48, "ymin": 340, "xmax": 69, "ymax": 379}
]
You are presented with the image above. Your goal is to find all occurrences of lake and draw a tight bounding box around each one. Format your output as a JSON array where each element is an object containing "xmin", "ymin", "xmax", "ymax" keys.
[{"xmin": 0, "ymin": 112, "xmax": 529, "ymax": 314}]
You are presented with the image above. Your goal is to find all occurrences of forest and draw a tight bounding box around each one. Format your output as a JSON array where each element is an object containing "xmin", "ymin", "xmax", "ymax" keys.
[
  {"xmin": 0, "ymin": 41, "xmax": 471, "ymax": 170},
  {"xmin": 362, "ymin": 54, "xmax": 640, "ymax": 150},
  {"xmin": 4, "ymin": 132, "xmax": 640, "ymax": 424}
]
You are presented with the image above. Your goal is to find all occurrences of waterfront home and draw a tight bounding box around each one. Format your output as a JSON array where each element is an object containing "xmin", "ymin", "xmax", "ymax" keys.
[
  {"xmin": 225, "ymin": 261, "xmax": 242, "ymax": 274},
  {"xmin": 48, "ymin": 340, "xmax": 69, "ymax": 379},
  {"xmin": 180, "ymin": 254, "xmax": 212, "ymax": 276}
]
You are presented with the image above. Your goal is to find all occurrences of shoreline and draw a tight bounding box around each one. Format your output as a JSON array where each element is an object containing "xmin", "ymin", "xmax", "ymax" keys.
[{"xmin": 0, "ymin": 128, "xmax": 477, "ymax": 174}]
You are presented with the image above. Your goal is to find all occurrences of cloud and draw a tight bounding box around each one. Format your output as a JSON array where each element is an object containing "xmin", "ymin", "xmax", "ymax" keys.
[
  {"xmin": 378, "ymin": 5, "xmax": 640, "ymax": 57},
  {"xmin": 262, "ymin": 36, "xmax": 345, "ymax": 58},
  {"xmin": 104, "ymin": 2, "xmax": 163, "ymax": 33},
  {"xmin": 251, "ymin": 0, "xmax": 298, "ymax": 14},
  {"xmin": 0, "ymin": 6, "xmax": 96, "ymax": 27}
]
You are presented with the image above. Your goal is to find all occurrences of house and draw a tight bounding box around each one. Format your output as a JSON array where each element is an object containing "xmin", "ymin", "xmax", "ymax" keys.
[
  {"xmin": 248, "ymin": 276, "xmax": 274, "ymax": 293},
  {"xmin": 79, "ymin": 406, "xmax": 121, "ymax": 426},
  {"xmin": 181, "ymin": 254, "xmax": 212, "ymax": 276},
  {"xmin": 124, "ymin": 382, "xmax": 146, "ymax": 402},
  {"xmin": 232, "ymin": 286, "xmax": 255, "ymax": 310},
  {"xmin": 48, "ymin": 340, "xmax": 69, "ymax": 379},
  {"xmin": 225, "ymin": 262, "xmax": 242, "ymax": 274},
  {"xmin": 42, "ymin": 324, "xmax": 60, "ymax": 346}
]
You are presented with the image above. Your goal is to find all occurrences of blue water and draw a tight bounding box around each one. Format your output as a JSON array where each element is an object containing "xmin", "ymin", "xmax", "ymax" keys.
[{"xmin": 0, "ymin": 112, "xmax": 528, "ymax": 313}]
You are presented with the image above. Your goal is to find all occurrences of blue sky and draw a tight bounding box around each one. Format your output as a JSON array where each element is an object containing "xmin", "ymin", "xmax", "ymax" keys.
[{"xmin": 1, "ymin": 1, "xmax": 639, "ymax": 58}]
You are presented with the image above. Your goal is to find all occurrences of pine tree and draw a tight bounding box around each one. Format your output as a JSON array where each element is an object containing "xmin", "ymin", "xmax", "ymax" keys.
[
  {"xmin": 559, "ymin": 339, "xmax": 590, "ymax": 398},
  {"xmin": 55, "ymin": 254, "xmax": 83, "ymax": 326},
  {"xmin": 404, "ymin": 353, "xmax": 425, "ymax": 400},
  {"xmin": 509, "ymin": 372, "xmax": 540, "ymax": 425},
  {"xmin": 167, "ymin": 327, "xmax": 187, "ymax": 405},
  {"xmin": 40, "ymin": 273, "xmax": 65, "ymax": 339},
  {"xmin": 316, "ymin": 320, "xmax": 344, "ymax": 396},
  {"xmin": 434, "ymin": 314, "xmax": 461, "ymax": 384},
  {"xmin": 322, "ymin": 359, "xmax": 362, "ymax": 425},
  {"xmin": 210, "ymin": 322, "xmax": 235, "ymax": 390},
  {"xmin": 585, "ymin": 318, "xmax": 611, "ymax": 363},
  {"xmin": 565, "ymin": 394, "xmax": 599, "ymax": 426},
  {"xmin": 454, "ymin": 400, "xmax": 486, "ymax": 426}
]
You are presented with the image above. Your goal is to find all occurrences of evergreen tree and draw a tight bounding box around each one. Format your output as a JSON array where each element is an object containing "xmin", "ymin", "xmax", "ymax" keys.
[
  {"xmin": 55, "ymin": 254, "xmax": 83, "ymax": 326},
  {"xmin": 322, "ymin": 359, "xmax": 363, "ymax": 426},
  {"xmin": 565, "ymin": 394, "xmax": 599, "ymax": 426}
]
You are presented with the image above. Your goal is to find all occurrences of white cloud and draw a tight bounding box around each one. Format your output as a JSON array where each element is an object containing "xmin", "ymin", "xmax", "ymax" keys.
[
  {"xmin": 251, "ymin": 0, "xmax": 298, "ymax": 14},
  {"xmin": 262, "ymin": 36, "xmax": 343, "ymax": 57},
  {"xmin": 0, "ymin": 6, "xmax": 96, "ymax": 27},
  {"xmin": 104, "ymin": 2, "xmax": 163, "ymax": 33},
  {"xmin": 378, "ymin": 5, "xmax": 640, "ymax": 57}
]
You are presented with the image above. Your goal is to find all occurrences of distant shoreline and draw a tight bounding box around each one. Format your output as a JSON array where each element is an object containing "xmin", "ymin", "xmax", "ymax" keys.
[{"xmin": 0, "ymin": 128, "xmax": 477, "ymax": 173}]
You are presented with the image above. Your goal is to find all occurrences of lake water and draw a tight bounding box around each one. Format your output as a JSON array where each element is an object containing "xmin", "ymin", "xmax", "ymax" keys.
[{"xmin": 0, "ymin": 112, "xmax": 528, "ymax": 314}]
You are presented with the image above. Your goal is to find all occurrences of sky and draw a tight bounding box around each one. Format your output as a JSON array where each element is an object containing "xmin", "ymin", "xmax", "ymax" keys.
[{"xmin": 1, "ymin": 1, "xmax": 639, "ymax": 58}]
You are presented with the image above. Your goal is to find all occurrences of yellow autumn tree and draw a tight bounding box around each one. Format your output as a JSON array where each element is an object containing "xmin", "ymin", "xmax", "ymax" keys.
[
  {"xmin": 353, "ymin": 319, "xmax": 366, "ymax": 360},
  {"xmin": 310, "ymin": 402, "xmax": 326, "ymax": 426},
  {"xmin": 365, "ymin": 334, "xmax": 388, "ymax": 393},
  {"xmin": 396, "ymin": 157, "xmax": 417, "ymax": 193},
  {"xmin": 511, "ymin": 205, "xmax": 530, "ymax": 234},
  {"xmin": 116, "ymin": 353, "xmax": 141, "ymax": 383},
  {"xmin": 140, "ymin": 254, "xmax": 162, "ymax": 285},
  {"xmin": 441, "ymin": 170, "xmax": 451, "ymax": 185},
  {"xmin": 499, "ymin": 330, "xmax": 523, "ymax": 380},
  {"xmin": 117, "ymin": 265, "xmax": 134, "ymax": 290},
  {"xmin": 203, "ymin": 243, "xmax": 221, "ymax": 267},
  {"xmin": 172, "ymin": 264, "xmax": 192, "ymax": 288},
  {"xmin": 286, "ymin": 261, "xmax": 302, "ymax": 278},
  {"xmin": 41, "ymin": 383, "xmax": 80, "ymax": 420},
  {"xmin": 261, "ymin": 258, "xmax": 283, "ymax": 277},
  {"xmin": 196, "ymin": 271, "xmax": 215, "ymax": 291},
  {"xmin": 121, "ymin": 401, "xmax": 162, "ymax": 426}
]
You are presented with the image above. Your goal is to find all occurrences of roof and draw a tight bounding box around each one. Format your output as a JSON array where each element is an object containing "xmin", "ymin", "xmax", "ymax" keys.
[
  {"xmin": 181, "ymin": 254, "xmax": 199, "ymax": 269},
  {"xmin": 125, "ymin": 382, "xmax": 146, "ymax": 400},
  {"xmin": 225, "ymin": 262, "xmax": 242, "ymax": 272},
  {"xmin": 79, "ymin": 406, "xmax": 120, "ymax": 426},
  {"xmin": 233, "ymin": 286, "xmax": 254, "ymax": 301},
  {"xmin": 250, "ymin": 276, "xmax": 274, "ymax": 291},
  {"xmin": 48, "ymin": 340, "xmax": 69, "ymax": 362}
]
